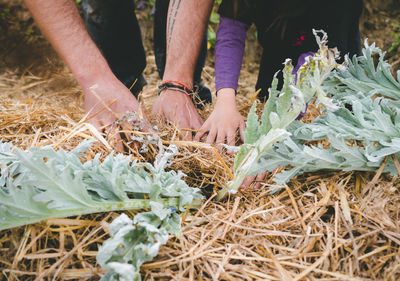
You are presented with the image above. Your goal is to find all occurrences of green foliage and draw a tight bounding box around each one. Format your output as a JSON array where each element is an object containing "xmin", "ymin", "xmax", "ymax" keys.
[
  {"xmin": 207, "ymin": 0, "xmax": 222, "ymax": 49},
  {"xmin": 222, "ymin": 38, "xmax": 400, "ymax": 195},
  {"xmin": 254, "ymin": 40, "xmax": 400, "ymax": 189},
  {"xmin": 388, "ymin": 22, "xmax": 400, "ymax": 58},
  {"xmin": 218, "ymin": 30, "xmax": 339, "ymax": 199},
  {"xmin": 328, "ymin": 42, "xmax": 400, "ymax": 100},
  {"xmin": 0, "ymin": 5, "xmax": 41, "ymax": 44},
  {"xmin": 0, "ymin": 141, "xmax": 201, "ymax": 230},
  {"xmin": 0, "ymin": 141, "xmax": 202, "ymax": 280},
  {"xmin": 208, "ymin": 24, "xmax": 217, "ymax": 49},
  {"xmin": 0, "ymin": 8, "xmax": 10, "ymax": 20},
  {"xmin": 98, "ymin": 211, "xmax": 180, "ymax": 281}
]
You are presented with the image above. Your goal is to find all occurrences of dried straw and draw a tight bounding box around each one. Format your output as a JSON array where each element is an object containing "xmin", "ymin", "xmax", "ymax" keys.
[
  {"xmin": 1, "ymin": 63, "xmax": 399, "ymax": 281},
  {"xmin": 1, "ymin": 27, "xmax": 400, "ymax": 280}
]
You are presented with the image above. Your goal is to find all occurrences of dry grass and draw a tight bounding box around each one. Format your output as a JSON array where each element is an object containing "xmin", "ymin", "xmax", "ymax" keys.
[
  {"xmin": 1, "ymin": 2, "xmax": 400, "ymax": 277},
  {"xmin": 1, "ymin": 62, "xmax": 400, "ymax": 281}
]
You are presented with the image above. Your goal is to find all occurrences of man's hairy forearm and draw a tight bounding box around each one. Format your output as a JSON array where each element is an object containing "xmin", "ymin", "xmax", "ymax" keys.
[
  {"xmin": 164, "ymin": 0, "xmax": 213, "ymax": 88},
  {"xmin": 24, "ymin": 0, "xmax": 113, "ymax": 83}
]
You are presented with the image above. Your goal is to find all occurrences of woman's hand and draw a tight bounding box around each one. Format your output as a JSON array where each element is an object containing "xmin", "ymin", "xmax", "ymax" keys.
[{"xmin": 194, "ymin": 88, "xmax": 245, "ymax": 146}]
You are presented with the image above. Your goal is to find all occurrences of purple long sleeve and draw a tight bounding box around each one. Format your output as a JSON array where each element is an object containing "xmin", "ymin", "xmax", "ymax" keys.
[
  {"xmin": 215, "ymin": 16, "xmax": 249, "ymax": 92},
  {"xmin": 293, "ymin": 51, "xmax": 315, "ymax": 77},
  {"xmin": 293, "ymin": 52, "xmax": 315, "ymax": 119}
]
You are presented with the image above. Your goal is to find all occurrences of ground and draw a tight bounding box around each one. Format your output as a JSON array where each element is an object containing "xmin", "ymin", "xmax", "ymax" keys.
[{"xmin": 1, "ymin": 1, "xmax": 400, "ymax": 280}]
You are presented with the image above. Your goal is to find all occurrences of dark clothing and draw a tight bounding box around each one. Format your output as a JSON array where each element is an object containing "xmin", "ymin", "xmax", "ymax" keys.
[
  {"xmin": 219, "ymin": 0, "xmax": 363, "ymax": 100},
  {"xmin": 81, "ymin": 0, "xmax": 211, "ymax": 103},
  {"xmin": 82, "ymin": 0, "xmax": 147, "ymax": 95}
]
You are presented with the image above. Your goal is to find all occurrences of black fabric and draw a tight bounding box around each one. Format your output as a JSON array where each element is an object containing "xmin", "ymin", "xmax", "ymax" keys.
[
  {"xmin": 82, "ymin": 0, "xmax": 211, "ymax": 103},
  {"xmin": 218, "ymin": 0, "xmax": 313, "ymax": 27},
  {"xmin": 82, "ymin": 0, "xmax": 147, "ymax": 96},
  {"xmin": 219, "ymin": 0, "xmax": 363, "ymax": 100}
]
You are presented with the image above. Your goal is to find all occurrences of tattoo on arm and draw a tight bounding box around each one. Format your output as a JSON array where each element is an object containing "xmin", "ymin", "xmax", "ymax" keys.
[
  {"xmin": 167, "ymin": 0, "xmax": 182, "ymax": 50},
  {"xmin": 167, "ymin": 0, "xmax": 176, "ymax": 40}
]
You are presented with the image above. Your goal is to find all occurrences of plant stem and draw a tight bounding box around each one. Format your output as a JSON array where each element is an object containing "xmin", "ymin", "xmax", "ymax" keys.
[{"xmin": 1, "ymin": 198, "xmax": 180, "ymax": 230}]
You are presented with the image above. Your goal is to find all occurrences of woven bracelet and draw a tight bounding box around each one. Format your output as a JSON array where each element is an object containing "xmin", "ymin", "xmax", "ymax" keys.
[{"xmin": 158, "ymin": 80, "xmax": 194, "ymax": 97}]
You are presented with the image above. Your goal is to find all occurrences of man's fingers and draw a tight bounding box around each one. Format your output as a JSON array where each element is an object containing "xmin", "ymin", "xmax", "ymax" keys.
[
  {"xmin": 180, "ymin": 129, "xmax": 193, "ymax": 141},
  {"xmin": 120, "ymin": 123, "xmax": 141, "ymax": 151},
  {"xmin": 253, "ymin": 172, "xmax": 267, "ymax": 190},
  {"xmin": 114, "ymin": 134, "xmax": 124, "ymax": 153},
  {"xmin": 137, "ymin": 106, "xmax": 152, "ymax": 132},
  {"xmin": 178, "ymin": 118, "xmax": 193, "ymax": 141},
  {"xmin": 240, "ymin": 175, "xmax": 256, "ymax": 189},
  {"xmin": 88, "ymin": 118, "xmax": 102, "ymax": 131},
  {"xmin": 105, "ymin": 125, "xmax": 124, "ymax": 153},
  {"xmin": 206, "ymin": 127, "xmax": 218, "ymax": 144},
  {"xmin": 240, "ymin": 172, "xmax": 267, "ymax": 190},
  {"xmin": 151, "ymin": 101, "xmax": 162, "ymax": 116},
  {"xmin": 192, "ymin": 114, "xmax": 204, "ymax": 130}
]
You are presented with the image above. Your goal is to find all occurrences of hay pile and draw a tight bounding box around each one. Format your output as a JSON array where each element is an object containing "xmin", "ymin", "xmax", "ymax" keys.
[
  {"xmin": 1, "ymin": 59, "xmax": 400, "ymax": 281},
  {"xmin": 1, "ymin": 1, "xmax": 400, "ymax": 276}
]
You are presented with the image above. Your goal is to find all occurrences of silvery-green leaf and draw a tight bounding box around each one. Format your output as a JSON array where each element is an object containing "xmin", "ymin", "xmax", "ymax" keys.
[
  {"xmin": 150, "ymin": 201, "xmax": 172, "ymax": 220},
  {"xmin": 244, "ymin": 103, "xmax": 260, "ymax": 145},
  {"xmin": 104, "ymin": 263, "xmax": 140, "ymax": 281},
  {"xmin": 219, "ymin": 30, "xmax": 339, "ymax": 199},
  {"xmin": 1, "ymin": 139, "xmax": 202, "ymax": 281}
]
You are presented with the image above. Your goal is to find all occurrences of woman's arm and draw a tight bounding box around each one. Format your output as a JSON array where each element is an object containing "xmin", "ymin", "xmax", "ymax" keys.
[
  {"xmin": 194, "ymin": 16, "xmax": 249, "ymax": 146},
  {"xmin": 215, "ymin": 16, "xmax": 249, "ymax": 93}
]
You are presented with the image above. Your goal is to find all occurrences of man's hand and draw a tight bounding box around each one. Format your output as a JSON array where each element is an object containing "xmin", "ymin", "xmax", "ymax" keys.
[
  {"xmin": 155, "ymin": 0, "xmax": 212, "ymax": 141},
  {"xmin": 80, "ymin": 75, "xmax": 150, "ymax": 152},
  {"xmin": 240, "ymin": 173, "xmax": 268, "ymax": 190},
  {"xmin": 24, "ymin": 0, "xmax": 149, "ymax": 153},
  {"xmin": 82, "ymin": 77, "xmax": 142, "ymax": 129},
  {"xmin": 194, "ymin": 88, "xmax": 245, "ymax": 146},
  {"xmin": 152, "ymin": 89, "xmax": 204, "ymax": 140}
]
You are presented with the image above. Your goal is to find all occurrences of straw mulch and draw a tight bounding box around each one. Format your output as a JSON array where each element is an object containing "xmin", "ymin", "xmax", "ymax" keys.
[{"xmin": 1, "ymin": 61, "xmax": 400, "ymax": 281}]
